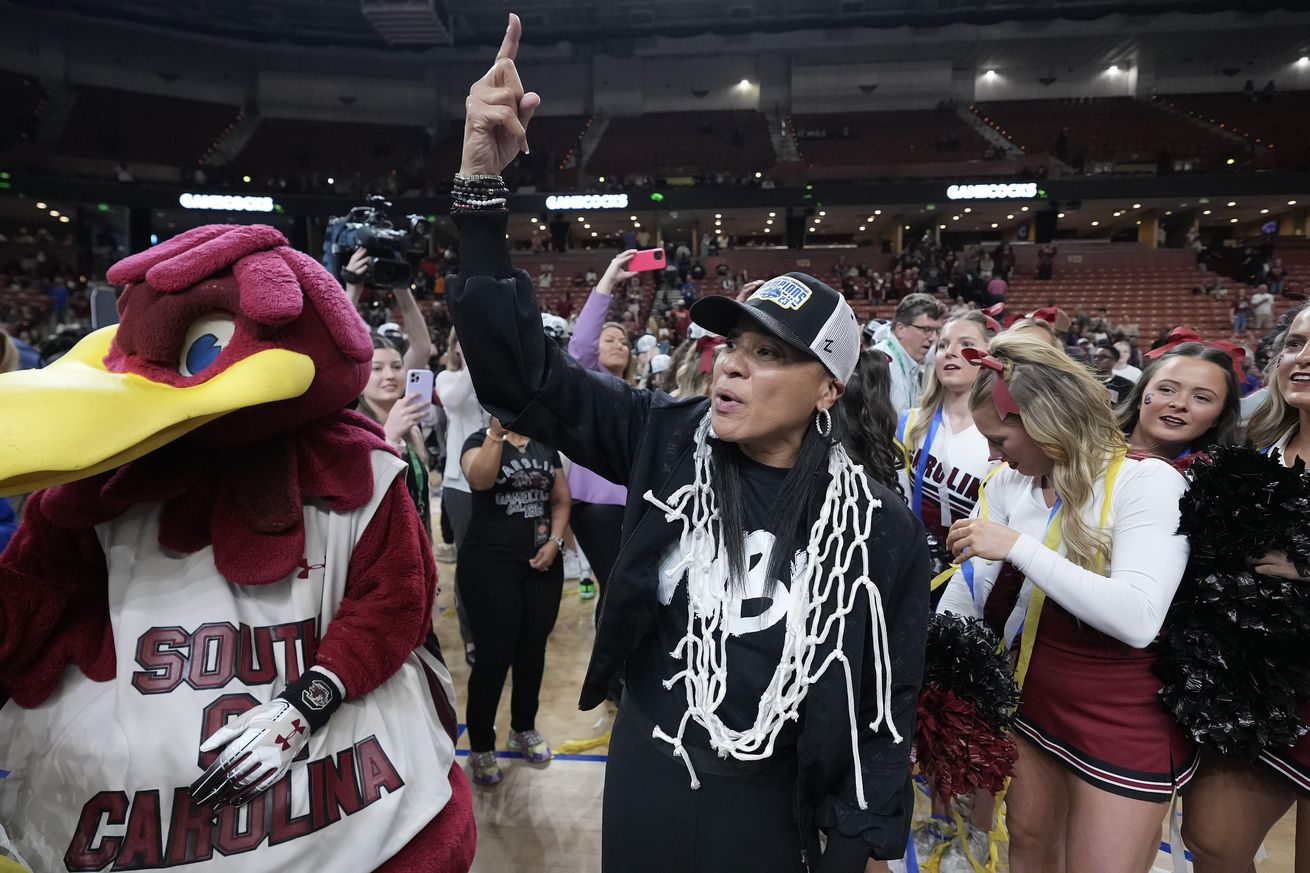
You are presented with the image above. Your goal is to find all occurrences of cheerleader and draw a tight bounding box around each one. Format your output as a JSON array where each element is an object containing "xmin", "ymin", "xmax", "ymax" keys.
[
  {"xmin": 1180, "ymin": 303, "xmax": 1310, "ymax": 873},
  {"xmin": 1117, "ymin": 340, "xmax": 1242, "ymax": 466},
  {"xmin": 897, "ymin": 311, "xmax": 998, "ymax": 546},
  {"xmin": 937, "ymin": 333, "xmax": 1192, "ymax": 873}
]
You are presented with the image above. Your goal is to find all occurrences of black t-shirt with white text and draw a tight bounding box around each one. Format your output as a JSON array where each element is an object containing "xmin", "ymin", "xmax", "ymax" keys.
[
  {"xmin": 627, "ymin": 448, "xmax": 804, "ymax": 750},
  {"xmin": 461, "ymin": 429, "xmax": 561, "ymax": 560}
]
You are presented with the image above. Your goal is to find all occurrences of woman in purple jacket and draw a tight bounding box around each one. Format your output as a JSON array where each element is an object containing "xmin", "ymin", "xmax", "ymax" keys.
[{"xmin": 568, "ymin": 251, "xmax": 639, "ymax": 633}]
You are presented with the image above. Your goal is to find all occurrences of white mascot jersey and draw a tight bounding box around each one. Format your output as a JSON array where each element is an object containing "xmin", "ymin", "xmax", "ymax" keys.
[{"xmin": 0, "ymin": 452, "xmax": 457, "ymax": 872}]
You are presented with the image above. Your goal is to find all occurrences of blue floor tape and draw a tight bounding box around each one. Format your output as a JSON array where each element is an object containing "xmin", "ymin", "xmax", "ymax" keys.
[
  {"xmin": 454, "ymin": 724, "xmax": 608, "ymax": 763},
  {"xmin": 1158, "ymin": 841, "xmax": 1193, "ymax": 862}
]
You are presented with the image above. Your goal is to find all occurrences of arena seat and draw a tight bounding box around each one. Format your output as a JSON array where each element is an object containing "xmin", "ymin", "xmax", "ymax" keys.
[
  {"xmin": 55, "ymin": 85, "xmax": 241, "ymax": 166},
  {"xmin": 973, "ymin": 97, "xmax": 1234, "ymax": 169},
  {"xmin": 794, "ymin": 109, "xmax": 990, "ymax": 167},
  {"xmin": 0, "ymin": 71, "xmax": 46, "ymax": 154},
  {"xmin": 1161, "ymin": 92, "xmax": 1310, "ymax": 171},
  {"xmin": 236, "ymin": 117, "xmax": 426, "ymax": 178},
  {"xmin": 587, "ymin": 111, "xmax": 775, "ymax": 177}
]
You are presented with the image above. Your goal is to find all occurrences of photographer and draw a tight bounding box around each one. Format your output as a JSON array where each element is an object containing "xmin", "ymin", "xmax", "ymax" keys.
[{"xmin": 344, "ymin": 247, "xmax": 432, "ymax": 370}]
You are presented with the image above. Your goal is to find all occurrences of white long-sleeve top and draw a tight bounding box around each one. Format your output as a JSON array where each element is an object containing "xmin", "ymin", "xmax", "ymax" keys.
[
  {"xmin": 936, "ymin": 456, "xmax": 1189, "ymax": 650},
  {"xmin": 435, "ymin": 366, "xmax": 490, "ymax": 493}
]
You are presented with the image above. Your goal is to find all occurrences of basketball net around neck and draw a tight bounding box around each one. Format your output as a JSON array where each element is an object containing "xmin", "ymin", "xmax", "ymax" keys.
[{"xmin": 641, "ymin": 411, "xmax": 900, "ymax": 810}]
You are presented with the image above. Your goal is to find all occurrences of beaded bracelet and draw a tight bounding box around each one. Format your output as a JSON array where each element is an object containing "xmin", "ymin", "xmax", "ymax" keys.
[{"xmin": 452, "ymin": 173, "xmax": 510, "ymax": 213}]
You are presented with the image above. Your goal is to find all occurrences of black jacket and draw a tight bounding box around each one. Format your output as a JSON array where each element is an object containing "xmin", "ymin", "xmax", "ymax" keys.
[{"xmin": 450, "ymin": 210, "xmax": 928, "ymax": 869}]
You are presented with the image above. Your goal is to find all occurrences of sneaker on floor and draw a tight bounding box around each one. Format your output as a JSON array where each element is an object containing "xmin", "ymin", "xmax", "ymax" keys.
[
  {"xmin": 938, "ymin": 823, "xmax": 990, "ymax": 873},
  {"xmin": 910, "ymin": 818, "xmax": 954, "ymax": 863},
  {"xmin": 578, "ymin": 579, "xmax": 596, "ymax": 600},
  {"xmin": 469, "ymin": 751, "xmax": 502, "ymax": 786},
  {"xmin": 507, "ymin": 729, "xmax": 553, "ymax": 764}
]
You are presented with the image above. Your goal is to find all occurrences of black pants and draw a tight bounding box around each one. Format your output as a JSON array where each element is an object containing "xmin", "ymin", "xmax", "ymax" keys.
[
  {"xmin": 459, "ymin": 547, "xmax": 563, "ymax": 752},
  {"xmin": 570, "ymin": 501, "xmax": 625, "ymax": 628},
  {"xmin": 602, "ymin": 702, "xmax": 806, "ymax": 873},
  {"xmin": 444, "ymin": 488, "xmax": 475, "ymax": 647}
]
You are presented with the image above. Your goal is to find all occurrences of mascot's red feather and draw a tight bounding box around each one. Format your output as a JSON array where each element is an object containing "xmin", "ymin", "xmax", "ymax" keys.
[{"xmin": 0, "ymin": 225, "xmax": 475, "ymax": 872}]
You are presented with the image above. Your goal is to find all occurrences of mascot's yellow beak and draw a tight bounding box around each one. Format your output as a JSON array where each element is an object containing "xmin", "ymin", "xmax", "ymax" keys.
[{"xmin": 0, "ymin": 326, "xmax": 315, "ymax": 497}]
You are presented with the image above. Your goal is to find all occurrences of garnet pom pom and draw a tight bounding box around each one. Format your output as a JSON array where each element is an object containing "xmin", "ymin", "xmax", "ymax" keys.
[{"xmin": 916, "ymin": 613, "xmax": 1021, "ymax": 800}]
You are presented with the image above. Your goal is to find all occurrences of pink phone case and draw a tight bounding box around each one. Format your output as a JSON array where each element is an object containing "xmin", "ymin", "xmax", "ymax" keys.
[{"xmin": 629, "ymin": 249, "xmax": 666, "ymax": 272}]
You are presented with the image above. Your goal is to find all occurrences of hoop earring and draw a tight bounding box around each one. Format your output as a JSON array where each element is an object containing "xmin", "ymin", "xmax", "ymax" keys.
[{"xmin": 815, "ymin": 408, "xmax": 832, "ymax": 437}]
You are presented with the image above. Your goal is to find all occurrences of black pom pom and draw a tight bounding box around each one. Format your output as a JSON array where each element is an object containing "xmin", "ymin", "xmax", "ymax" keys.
[
  {"xmin": 1158, "ymin": 446, "xmax": 1310, "ymax": 758},
  {"xmin": 925, "ymin": 612, "xmax": 1021, "ymax": 728}
]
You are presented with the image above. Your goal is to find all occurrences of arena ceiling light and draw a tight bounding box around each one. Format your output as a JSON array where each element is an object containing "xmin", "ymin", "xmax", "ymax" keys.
[
  {"xmin": 1289, "ymin": 200, "xmax": 1298, "ymax": 205},
  {"xmin": 984, "ymin": 70, "xmax": 997, "ymax": 79},
  {"xmin": 35, "ymin": 201, "xmax": 47, "ymax": 209},
  {"xmin": 1299, "ymin": 57, "xmax": 1309, "ymax": 66},
  {"xmin": 1091, "ymin": 220, "xmax": 1099, "ymax": 226},
  {"xmin": 178, "ymin": 193, "xmax": 274, "ymax": 212},
  {"xmin": 1227, "ymin": 201, "xmax": 1237, "ymax": 207}
]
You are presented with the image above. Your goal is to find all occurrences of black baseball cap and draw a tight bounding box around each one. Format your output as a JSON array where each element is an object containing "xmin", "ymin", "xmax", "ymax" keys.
[{"xmin": 690, "ymin": 273, "xmax": 860, "ymax": 383}]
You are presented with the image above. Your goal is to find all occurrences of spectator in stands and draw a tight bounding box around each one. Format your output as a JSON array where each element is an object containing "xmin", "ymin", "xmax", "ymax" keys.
[
  {"xmin": 994, "ymin": 242, "xmax": 1014, "ymax": 281},
  {"xmin": 978, "ymin": 251, "xmax": 995, "ymax": 283},
  {"xmin": 585, "ymin": 266, "xmax": 598, "ymax": 286},
  {"xmin": 1113, "ymin": 340, "xmax": 1143, "ymax": 383},
  {"xmin": 1036, "ymin": 243, "xmax": 1058, "ymax": 281},
  {"xmin": 875, "ymin": 293, "xmax": 947, "ymax": 414},
  {"xmin": 1092, "ymin": 340, "xmax": 1136, "ymax": 404},
  {"xmin": 1251, "ymin": 283, "xmax": 1276, "ymax": 331},
  {"xmin": 1267, "ymin": 257, "xmax": 1286, "ymax": 297},
  {"xmin": 675, "ymin": 242, "xmax": 692, "ymax": 282},
  {"xmin": 690, "ymin": 260, "xmax": 706, "ymax": 281},
  {"xmin": 985, "ymin": 272, "xmax": 1008, "ymax": 307},
  {"xmin": 538, "ymin": 265, "xmax": 553, "ymax": 289},
  {"xmin": 1232, "ymin": 288, "xmax": 1251, "ymax": 333}
]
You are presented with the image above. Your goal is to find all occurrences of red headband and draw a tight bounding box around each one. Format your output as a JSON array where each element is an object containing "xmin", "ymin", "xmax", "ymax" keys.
[
  {"xmin": 976, "ymin": 303, "xmax": 1003, "ymax": 334},
  {"xmin": 696, "ymin": 335, "xmax": 726, "ymax": 374},
  {"xmin": 1144, "ymin": 325, "xmax": 1245, "ymax": 378},
  {"xmin": 961, "ymin": 346, "xmax": 1021, "ymax": 419},
  {"xmin": 1028, "ymin": 307, "xmax": 1060, "ymax": 325}
]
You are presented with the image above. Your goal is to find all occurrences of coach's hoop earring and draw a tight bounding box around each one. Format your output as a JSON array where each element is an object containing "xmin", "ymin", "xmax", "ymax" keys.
[{"xmin": 815, "ymin": 408, "xmax": 832, "ymax": 437}]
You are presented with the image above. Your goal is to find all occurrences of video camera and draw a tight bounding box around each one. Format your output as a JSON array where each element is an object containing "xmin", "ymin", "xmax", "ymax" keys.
[{"xmin": 324, "ymin": 196, "xmax": 430, "ymax": 291}]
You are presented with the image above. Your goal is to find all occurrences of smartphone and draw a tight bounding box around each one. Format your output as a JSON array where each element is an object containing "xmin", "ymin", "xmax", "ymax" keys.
[
  {"xmin": 91, "ymin": 286, "xmax": 119, "ymax": 329},
  {"xmin": 629, "ymin": 249, "xmax": 666, "ymax": 272},
  {"xmin": 405, "ymin": 368, "xmax": 434, "ymax": 412}
]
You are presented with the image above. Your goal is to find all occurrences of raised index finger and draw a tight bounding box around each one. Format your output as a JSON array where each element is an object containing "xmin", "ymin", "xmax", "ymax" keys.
[{"xmin": 496, "ymin": 13, "xmax": 522, "ymax": 62}]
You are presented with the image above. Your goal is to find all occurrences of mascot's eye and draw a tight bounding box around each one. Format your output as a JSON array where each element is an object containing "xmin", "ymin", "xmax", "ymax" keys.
[{"xmin": 179, "ymin": 315, "xmax": 236, "ymax": 377}]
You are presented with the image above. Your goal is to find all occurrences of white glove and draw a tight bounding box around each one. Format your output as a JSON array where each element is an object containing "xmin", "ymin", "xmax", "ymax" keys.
[{"xmin": 190, "ymin": 697, "xmax": 310, "ymax": 812}]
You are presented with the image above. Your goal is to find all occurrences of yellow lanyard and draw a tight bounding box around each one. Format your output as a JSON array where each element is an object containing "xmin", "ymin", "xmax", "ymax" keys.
[{"xmin": 1012, "ymin": 451, "xmax": 1125, "ymax": 688}]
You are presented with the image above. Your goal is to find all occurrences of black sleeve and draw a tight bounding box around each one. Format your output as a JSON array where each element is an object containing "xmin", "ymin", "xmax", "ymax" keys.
[
  {"xmin": 448, "ymin": 211, "xmax": 653, "ymax": 487},
  {"xmin": 461, "ymin": 429, "xmax": 489, "ymax": 459},
  {"xmin": 816, "ymin": 506, "xmax": 930, "ymax": 869}
]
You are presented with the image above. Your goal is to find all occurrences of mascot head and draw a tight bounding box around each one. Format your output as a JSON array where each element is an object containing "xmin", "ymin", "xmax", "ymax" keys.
[{"xmin": 0, "ymin": 224, "xmax": 373, "ymax": 496}]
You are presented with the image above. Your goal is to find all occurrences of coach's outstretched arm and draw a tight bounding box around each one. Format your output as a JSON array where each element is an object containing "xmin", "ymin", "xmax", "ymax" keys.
[{"xmin": 447, "ymin": 14, "xmax": 651, "ymax": 485}]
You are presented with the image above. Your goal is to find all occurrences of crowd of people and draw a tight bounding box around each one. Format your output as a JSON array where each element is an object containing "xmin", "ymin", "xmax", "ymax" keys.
[{"xmin": 4, "ymin": 21, "xmax": 1310, "ymax": 873}]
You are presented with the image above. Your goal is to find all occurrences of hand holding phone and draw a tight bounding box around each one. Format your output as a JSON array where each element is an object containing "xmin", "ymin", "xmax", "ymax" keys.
[
  {"xmin": 404, "ymin": 368, "xmax": 435, "ymax": 413},
  {"xmin": 628, "ymin": 249, "xmax": 666, "ymax": 272}
]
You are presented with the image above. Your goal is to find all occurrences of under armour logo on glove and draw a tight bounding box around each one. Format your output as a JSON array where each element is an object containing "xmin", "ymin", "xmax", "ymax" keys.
[
  {"xmin": 191, "ymin": 698, "xmax": 309, "ymax": 814},
  {"xmin": 275, "ymin": 719, "xmax": 306, "ymax": 751}
]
